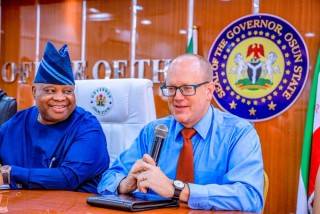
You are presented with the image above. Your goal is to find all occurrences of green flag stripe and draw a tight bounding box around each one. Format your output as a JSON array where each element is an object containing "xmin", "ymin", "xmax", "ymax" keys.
[
  {"xmin": 301, "ymin": 50, "xmax": 320, "ymax": 187},
  {"xmin": 186, "ymin": 37, "xmax": 194, "ymax": 54}
]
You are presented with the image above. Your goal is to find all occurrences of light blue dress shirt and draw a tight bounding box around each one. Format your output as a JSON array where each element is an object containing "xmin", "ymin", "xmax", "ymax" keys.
[{"xmin": 98, "ymin": 106, "xmax": 264, "ymax": 212}]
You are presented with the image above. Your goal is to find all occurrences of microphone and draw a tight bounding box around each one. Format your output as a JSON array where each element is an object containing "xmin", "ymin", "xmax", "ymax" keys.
[{"xmin": 150, "ymin": 124, "xmax": 168, "ymax": 164}]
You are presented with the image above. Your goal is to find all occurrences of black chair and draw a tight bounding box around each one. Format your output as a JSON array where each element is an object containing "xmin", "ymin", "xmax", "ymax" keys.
[{"xmin": 0, "ymin": 89, "xmax": 17, "ymax": 125}]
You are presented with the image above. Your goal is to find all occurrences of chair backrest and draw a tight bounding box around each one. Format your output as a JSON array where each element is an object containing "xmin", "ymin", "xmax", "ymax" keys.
[
  {"xmin": 0, "ymin": 90, "xmax": 17, "ymax": 125},
  {"xmin": 262, "ymin": 170, "xmax": 269, "ymax": 213},
  {"xmin": 75, "ymin": 78, "xmax": 156, "ymax": 165}
]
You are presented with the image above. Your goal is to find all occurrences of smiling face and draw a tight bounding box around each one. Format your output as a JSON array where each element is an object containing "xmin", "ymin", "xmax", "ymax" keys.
[
  {"xmin": 32, "ymin": 83, "xmax": 76, "ymax": 125},
  {"xmin": 166, "ymin": 55, "xmax": 214, "ymax": 128}
]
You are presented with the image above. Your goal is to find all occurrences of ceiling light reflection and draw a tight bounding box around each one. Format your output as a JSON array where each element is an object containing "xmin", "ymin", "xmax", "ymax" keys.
[
  {"xmin": 88, "ymin": 13, "xmax": 113, "ymax": 21},
  {"xmin": 179, "ymin": 29, "xmax": 187, "ymax": 35},
  {"xmin": 305, "ymin": 32, "xmax": 315, "ymax": 38},
  {"xmin": 141, "ymin": 19, "xmax": 152, "ymax": 25},
  {"xmin": 88, "ymin": 8, "xmax": 99, "ymax": 13},
  {"xmin": 136, "ymin": 5, "xmax": 143, "ymax": 11}
]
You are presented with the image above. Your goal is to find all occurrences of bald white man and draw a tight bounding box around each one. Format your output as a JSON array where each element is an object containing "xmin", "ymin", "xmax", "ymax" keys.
[{"xmin": 98, "ymin": 54, "xmax": 264, "ymax": 212}]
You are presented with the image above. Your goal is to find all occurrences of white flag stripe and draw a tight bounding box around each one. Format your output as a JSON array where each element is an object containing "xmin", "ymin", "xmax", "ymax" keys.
[{"xmin": 297, "ymin": 172, "xmax": 308, "ymax": 214}]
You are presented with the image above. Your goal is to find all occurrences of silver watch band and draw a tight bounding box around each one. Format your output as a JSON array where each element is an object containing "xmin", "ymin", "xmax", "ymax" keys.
[{"xmin": 1, "ymin": 165, "xmax": 11, "ymax": 185}]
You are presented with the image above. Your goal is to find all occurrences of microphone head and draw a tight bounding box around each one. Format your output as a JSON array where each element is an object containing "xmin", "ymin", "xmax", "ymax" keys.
[{"xmin": 155, "ymin": 124, "xmax": 168, "ymax": 139}]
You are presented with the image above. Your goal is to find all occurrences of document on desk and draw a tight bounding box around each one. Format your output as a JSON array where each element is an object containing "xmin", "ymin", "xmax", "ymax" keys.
[{"xmin": 87, "ymin": 192, "xmax": 179, "ymax": 211}]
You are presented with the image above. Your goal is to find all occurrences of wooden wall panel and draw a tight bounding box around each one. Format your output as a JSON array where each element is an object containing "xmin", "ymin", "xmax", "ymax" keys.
[
  {"xmin": 0, "ymin": 0, "xmax": 36, "ymax": 109},
  {"xmin": 39, "ymin": 0, "xmax": 82, "ymax": 60},
  {"xmin": 195, "ymin": 0, "xmax": 252, "ymax": 58},
  {"xmin": 0, "ymin": 0, "xmax": 21, "ymax": 98},
  {"xmin": 136, "ymin": 0, "xmax": 188, "ymax": 117},
  {"xmin": 136, "ymin": 0, "xmax": 188, "ymax": 59},
  {"xmin": 0, "ymin": 1, "xmax": 319, "ymax": 213},
  {"xmin": 0, "ymin": 0, "xmax": 82, "ymax": 109},
  {"xmin": 86, "ymin": 0, "xmax": 131, "ymax": 79}
]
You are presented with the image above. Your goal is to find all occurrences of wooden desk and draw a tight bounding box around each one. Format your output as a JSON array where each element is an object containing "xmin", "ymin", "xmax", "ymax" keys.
[{"xmin": 0, "ymin": 190, "xmax": 253, "ymax": 213}]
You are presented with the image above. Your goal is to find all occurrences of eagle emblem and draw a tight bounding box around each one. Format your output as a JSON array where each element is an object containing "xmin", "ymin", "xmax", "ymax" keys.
[{"xmin": 90, "ymin": 87, "xmax": 113, "ymax": 116}]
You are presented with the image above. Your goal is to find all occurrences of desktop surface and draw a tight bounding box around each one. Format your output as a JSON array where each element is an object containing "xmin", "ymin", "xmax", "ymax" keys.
[{"xmin": 0, "ymin": 190, "xmax": 255, "ymax": 213}]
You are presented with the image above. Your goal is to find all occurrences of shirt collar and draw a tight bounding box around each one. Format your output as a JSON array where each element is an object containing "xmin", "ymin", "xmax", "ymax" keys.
[
  {"xmin": 193, "ymin": 106, "xmax": 212, "ymax": 139},
  {"xmin": 174, "ymin": 106, "xmax": 213, "ymax": 140}
]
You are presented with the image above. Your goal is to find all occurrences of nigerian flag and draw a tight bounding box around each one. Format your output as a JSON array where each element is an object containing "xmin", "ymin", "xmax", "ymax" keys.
[
  {"xmin": 297, "ymin": 50, "xmax": 320, "ymax": 214},
  {"xmin": 186, "ymin": 26, "xmax": 198, "ymax": 54}
]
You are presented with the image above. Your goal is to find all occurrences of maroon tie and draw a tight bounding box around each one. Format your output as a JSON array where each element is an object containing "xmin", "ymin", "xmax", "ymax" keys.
[{"xmin": 176, "ymin": 128, "xmax": 196, "ymax": 183}]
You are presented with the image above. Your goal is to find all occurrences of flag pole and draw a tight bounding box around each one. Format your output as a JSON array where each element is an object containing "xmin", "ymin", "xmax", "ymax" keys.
[{"xmin": 187, "ymin": 0, "xmax": 194, "ymax": 48}]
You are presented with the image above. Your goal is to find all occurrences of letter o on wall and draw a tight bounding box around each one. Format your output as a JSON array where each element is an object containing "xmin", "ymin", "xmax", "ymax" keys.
[
  {"xmin": 92, "ymin": 60, "xmax": 112, "ymax": 79},
  {"xmin": 1, "ymin": 62, "xmax": 17, "ymax": 83}
]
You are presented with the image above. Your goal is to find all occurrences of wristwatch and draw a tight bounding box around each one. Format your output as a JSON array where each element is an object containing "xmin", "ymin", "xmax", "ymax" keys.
[
  {"xmin": 1, "ymin": 165, "xmax": 11, "ymax": 185},
  {"xmin": 172, "ymin": 180, "xmax": 185, "ymax": 200}
]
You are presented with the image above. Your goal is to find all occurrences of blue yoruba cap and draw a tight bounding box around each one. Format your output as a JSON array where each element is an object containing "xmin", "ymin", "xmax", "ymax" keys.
[{"xmin": 34, "ymin": 41, "xmax": 75, "ymax": 85}]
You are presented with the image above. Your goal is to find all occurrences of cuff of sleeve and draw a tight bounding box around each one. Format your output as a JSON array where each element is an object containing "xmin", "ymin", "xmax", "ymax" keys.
[
  {"xmin": 97, "ymin": 173, "xmax": 126, "ymax": 194},
  {"xmin": 188, "ymin": 183, "xmax": 210, "ymax": 210},
  {"xmin": 10, "ymin": 166, "xmax": 29, "ymax": 188}
]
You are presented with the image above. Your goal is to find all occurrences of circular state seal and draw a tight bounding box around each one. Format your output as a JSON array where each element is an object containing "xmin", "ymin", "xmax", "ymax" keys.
[
  {"xmin": 208, "ymin": 14, "xmax": 309, "ymax": 121},
  {"xmin": 90, "ymin": 87, "xmax": 113, "ymax": 116}
]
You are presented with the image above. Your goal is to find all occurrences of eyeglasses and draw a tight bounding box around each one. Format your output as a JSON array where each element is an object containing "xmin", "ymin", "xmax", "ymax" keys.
[{"xmin": 160, "ymin": 81, "xmax": 209, "ymax": 97}]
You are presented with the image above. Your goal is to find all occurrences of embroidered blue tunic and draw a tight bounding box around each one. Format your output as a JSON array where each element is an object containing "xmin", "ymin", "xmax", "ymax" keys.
[{"xmin": 0, "ymin": 106, "xmax": 109, "ymax": 193}]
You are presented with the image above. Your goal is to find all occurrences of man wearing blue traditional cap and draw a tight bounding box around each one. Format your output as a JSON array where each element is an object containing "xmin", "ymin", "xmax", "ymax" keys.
[{"xmin": 0, "ymin": 41, "xmax": 109, "ymax": 193}]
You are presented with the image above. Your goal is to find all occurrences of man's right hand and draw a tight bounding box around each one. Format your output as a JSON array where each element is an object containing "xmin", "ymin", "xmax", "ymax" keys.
[
  {"xmin": 118, "ymin": 174, "xmax": 137, "ymax": 194},
  {"xmin": 118, "ymin": 155, "xmax": 150, "ymax": 193},
  {"xmin": 118, "ymin": 156, "xmax": 154, "ymax": 194}
]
